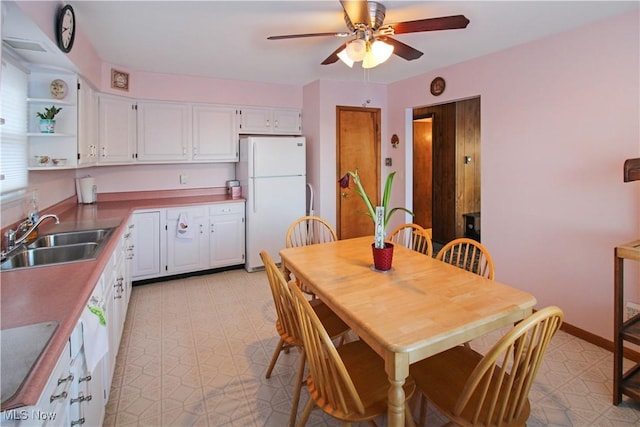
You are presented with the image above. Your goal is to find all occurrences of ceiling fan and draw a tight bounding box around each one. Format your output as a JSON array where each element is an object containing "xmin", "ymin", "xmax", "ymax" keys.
[{"xmin": 267, "ymin": 0, "xmax": 470, "ymax": 68}]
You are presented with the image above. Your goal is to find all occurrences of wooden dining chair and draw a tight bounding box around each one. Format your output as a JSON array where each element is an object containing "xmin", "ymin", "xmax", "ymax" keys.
[
  {"xmin": 410, "ymin": 306, "xmax": 564, "ymax": 427},
  {"xmin": 285, "ymin": 216, "xmax": 337, "ymax": 297},
  {"xmin": 289, "ymin": 281, "xmax": 417, "ymax": 427},
  {"xmin": 436, "ymin": 237, "xmax": 496, "ymax": 279},
  {"xmin": 260, "ymin": 251, "xmax": 350, "ymax": 427},
  {"xmin": 387, "ymin": 223, "xmax": 433, "ymax": 257},
  {"xmin": 285, "ymin": 215, "xmax": 337, "ymax": 248}
]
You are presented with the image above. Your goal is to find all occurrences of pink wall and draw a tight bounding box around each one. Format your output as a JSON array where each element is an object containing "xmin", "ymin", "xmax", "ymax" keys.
[
  {"xmin": 387, "ymin": 11, "xmax": 640, "ymax": 340},
  {"xmin": 302, "ymin": 79, "xmax": 388, "ymax": 222}
]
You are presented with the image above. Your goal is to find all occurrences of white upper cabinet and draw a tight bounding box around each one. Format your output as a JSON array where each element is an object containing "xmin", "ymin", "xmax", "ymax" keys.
[
  {"xmin": 192, "ymin": 104, "xmax": 238, "ymax": 162},
  {"xmin": 238, "ymin": 106, "xmax": 301, "ymax": 135},
  {"xmin": 98, "ymin": 94, "xmax": 136, "ymax": 164},
  {"xmin": 137, "ymin": 101, "xmax": 191, "ymax": 162},
  {"xmin": 272, "ymin": 108, "xmax": 303, "ymax": 134},
  {"xmin": 77, "ymin": 77, "xmax": 98, "ymax": 167}
]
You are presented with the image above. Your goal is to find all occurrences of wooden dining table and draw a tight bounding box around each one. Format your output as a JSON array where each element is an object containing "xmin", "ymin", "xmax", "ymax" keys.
[{"xmin": 279, "ymin": 236, "xmax": 537, "ymax": 427}]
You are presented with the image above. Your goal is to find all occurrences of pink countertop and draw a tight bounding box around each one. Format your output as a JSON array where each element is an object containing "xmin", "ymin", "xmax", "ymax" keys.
[{"xmin": 0, "ymin": 189, "xmax": 245, "ymax": 411}]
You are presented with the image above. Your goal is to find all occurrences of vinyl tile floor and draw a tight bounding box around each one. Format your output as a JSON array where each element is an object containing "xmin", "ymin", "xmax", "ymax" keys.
[{"xmin": 103, "ymin": 269, "xmax": 640, "ymax": 426}]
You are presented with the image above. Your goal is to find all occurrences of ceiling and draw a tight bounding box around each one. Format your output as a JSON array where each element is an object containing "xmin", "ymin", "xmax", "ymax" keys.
[{"xmin": 3, "ymin": 1, "xmax": 639, "ymax": 86}]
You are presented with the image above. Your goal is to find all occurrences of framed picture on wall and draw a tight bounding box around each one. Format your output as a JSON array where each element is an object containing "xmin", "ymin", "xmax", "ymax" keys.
[{"xmin": 111, "ymin": 69, "xmax": 129, "ymax": 91}]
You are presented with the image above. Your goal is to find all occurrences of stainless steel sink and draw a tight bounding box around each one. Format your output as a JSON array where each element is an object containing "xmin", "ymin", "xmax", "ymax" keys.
[
  {"xmin": 28, "ymin": 229, "xmax": 112, "ymax": 248},
  {"xmin": 1, "ymin": 243, "xmax": 99, "ymax": 269},
  {"xmin": 1, "ymin": 227, "xmax": 115, "ymax": 270}
]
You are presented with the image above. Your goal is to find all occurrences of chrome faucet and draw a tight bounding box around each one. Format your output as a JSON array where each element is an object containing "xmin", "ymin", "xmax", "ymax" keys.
[{"xmin": 6, "ymin": 214, "xmax": 60, "ymax": 251}]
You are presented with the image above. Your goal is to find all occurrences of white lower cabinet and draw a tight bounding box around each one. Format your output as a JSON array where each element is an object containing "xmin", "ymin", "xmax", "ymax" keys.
[
  {"xmin": 131, "ymin": 211, "xmax": 162, "ymax": 280},
  {"xmin": 68, "ymin": 323, "xmax": 105, "ymax": 427},
  {"xmin": 166, "ymin": 206, "xmax": 209, "ymax": 274},
  {"xmin": 131, "ymin": 202, "xmax": 245, "ymax": 281},
  {"xmin": 209, "ymin": 202, "xmax": 245, "ymax": 268}
]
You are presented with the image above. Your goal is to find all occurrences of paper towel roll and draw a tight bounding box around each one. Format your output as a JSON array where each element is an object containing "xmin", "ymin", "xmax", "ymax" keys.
[{"xmin": 79, "ymin": 177, "xmax": 96, "ymax": 204}]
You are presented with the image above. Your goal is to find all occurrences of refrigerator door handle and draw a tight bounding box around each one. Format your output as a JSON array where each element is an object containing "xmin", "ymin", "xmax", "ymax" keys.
[
  {"xmin": 252, "ymin": 142, "xmax": 257, "ymax": 180},
  {"xmin": 253, "ymin": 179, "xmax": 257, "ymax": 213}
]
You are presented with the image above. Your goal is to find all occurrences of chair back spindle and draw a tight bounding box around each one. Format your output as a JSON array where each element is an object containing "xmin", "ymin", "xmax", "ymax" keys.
[
  {"xmin": 387, "ymin": 223, "xmax": 434, "ymax": 257},
  {"xmin": 436, "ymin": 237, "xmax": 495, "ymax": 279}
]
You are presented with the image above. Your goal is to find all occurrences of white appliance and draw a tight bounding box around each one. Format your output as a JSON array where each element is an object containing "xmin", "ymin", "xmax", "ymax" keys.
[
  {"xmin": 236, "ymin": 136, "xmax": 306, "ymax": 271},
  {"xmin": 76, "ymin": 176, "xmax": 97, "ymax": 204}
]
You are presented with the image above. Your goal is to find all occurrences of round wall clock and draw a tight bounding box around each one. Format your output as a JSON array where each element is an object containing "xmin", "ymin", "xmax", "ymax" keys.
[
  {"xmin": 430, "ymin": 77, "xmax": 446, "ymax": 96},
  {"xmin": 56, "ymin": 5, "xmax": 76, "ymax": 53}
]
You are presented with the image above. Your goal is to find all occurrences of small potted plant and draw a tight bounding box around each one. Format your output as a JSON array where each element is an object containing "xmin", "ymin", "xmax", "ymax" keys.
[
  {"xmin": 36, "ymin": 105, "xmax": 63, "ymax": 133},
  {"xmin": 339, "ymin": 169, "xmax": 413, "ymax": 271}
]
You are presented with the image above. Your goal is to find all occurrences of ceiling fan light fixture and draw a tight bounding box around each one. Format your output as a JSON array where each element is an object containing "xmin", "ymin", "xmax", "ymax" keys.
[
  {"xmin": 337, "ymin": 48, "xmax": 354, "ymax": 67},
  {"xmin": 345, "ymin": 38, "xmax": 366, "ymax": 61},
  {"xmin": 371, "ymin": 39, "xmax": 394, "ymax": 63},
  {"xmin": 362, "ymin": 52, "xmax": 379, "ymax": 69}
]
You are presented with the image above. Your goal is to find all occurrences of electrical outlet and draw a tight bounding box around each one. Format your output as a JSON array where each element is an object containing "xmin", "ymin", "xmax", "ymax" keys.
[
  {"xmin": 626, "ymin": 302, "xmax": 640, "ymax": 320},
  {"xmin": 180, "ymin": 174, "xmax": 188, "ymax": 184}
]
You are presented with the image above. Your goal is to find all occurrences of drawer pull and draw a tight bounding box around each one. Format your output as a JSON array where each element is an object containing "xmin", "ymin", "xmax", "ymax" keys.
[
  {"xmin": 79, "ymin": 375, "xmax": 92, "ymax": 383},
  {"xmin": 71, "ymin": 393, "xmax": 92, "ymax": 404},
  {"xmin": 71, "ymin": 417, "xmax": 85, "ymax": 426},
  {"xmin": 57, "ymin": 374, "xmax": 74, "ymax": 385},
  {"xmin": 50, "ymin": 391, "xmax": 68, "ymax": 403}
]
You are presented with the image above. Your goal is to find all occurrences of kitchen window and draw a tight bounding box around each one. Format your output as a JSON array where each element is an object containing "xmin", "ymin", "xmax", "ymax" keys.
[{"xmin": 0, "ymin": 56, "xmax": 28, "ymax": 200}]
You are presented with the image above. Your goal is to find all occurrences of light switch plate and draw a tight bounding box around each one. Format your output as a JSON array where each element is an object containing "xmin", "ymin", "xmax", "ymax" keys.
[{"xmin": 180, "ymin": 174, "xmax": 188, "ymax": 184}]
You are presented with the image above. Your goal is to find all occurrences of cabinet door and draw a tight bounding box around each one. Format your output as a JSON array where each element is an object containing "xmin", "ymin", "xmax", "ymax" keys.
[
  {"xmin": 166, "ymin": 207, "xmax": 209, "ymax": 274},
  {"xmin": 132, "ymin": 211, "xmax": 162, "ymax": 279},
  {"xmin": 137, "ymin": 101, "xmax": 190, "ymax": 162},
  {"xmin": 210, "ymin": 203, "xmax": 245, "ymax": 268},
  {"xmin": 237, "ymin": 107, "xmax": 271, "ymax": 133},
  {"xmin": 78, "ymin": 78, "xmax": 98, "ymax": 166},
  {"xmin": 98, "ymin": 94, "xmax": 136, "ymax": 164},
  {"xmin": 273, "ymin": 108, "xmax": 302, "ymax": 134},
  {"xmin": 192, "ymin": 105, "xmax": 238, "ymax": 161}
]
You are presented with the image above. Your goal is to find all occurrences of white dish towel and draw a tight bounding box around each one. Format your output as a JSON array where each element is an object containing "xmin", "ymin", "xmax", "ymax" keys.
[
  {"xmin": 177, "ymin": 212, "xmax": 193, "ymax": 239},
  {"xmin": 81, "ymin": 297, "xmax": 108, "ymax": 373}
]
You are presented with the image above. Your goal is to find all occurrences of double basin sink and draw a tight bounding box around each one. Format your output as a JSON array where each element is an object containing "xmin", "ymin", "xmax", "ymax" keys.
[{"xmin": 1, "ymin": 228, "xmax": 115, "ymax": 270}]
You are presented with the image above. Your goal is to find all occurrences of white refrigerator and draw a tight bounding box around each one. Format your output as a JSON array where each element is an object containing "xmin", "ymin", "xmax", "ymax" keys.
[{"xmin": 236, "ymin": 136, "xmax": 306, "ymax": 271}]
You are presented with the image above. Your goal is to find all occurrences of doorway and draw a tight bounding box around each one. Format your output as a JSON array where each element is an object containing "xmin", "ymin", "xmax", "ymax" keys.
[
  {"xmin": 413, "ymin": 97, "xmax": 481, "ymax": 245},
  {"xmin": 336, "ymin": 106, "xmax": 381, "ymax": 240}
]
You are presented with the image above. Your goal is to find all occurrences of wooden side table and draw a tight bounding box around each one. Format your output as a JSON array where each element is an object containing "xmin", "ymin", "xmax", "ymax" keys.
[{"xmin": 613, "ymin": 239, "xmax": 640, "ymax": 404}]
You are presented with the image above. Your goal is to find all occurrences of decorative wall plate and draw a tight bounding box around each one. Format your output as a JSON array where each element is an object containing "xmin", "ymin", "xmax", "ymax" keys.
[
  {"xmin": 430, "ymin": 76, "xmax": 446, "ymax": 96},
  {"xmin": 50, "ymin": 79, "xmax": 67, "ymax": 99}
]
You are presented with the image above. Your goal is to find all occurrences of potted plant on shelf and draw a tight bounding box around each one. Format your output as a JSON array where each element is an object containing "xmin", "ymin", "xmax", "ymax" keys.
[
  {"xmin": 338, "ymin": 169, "xmax": 413, "ymax": 271},
  {"xmin": 36, "ymin": 105, "xmax": 63, "ymax": 133}
]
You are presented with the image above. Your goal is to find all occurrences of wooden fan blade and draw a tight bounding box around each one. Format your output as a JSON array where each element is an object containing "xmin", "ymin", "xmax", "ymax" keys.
[
  {"xmin": 321, "ymin": 41, "xmax": 349, "ymax": 65},
  {"xmin": 340, "ymin": 0, "xmax": 370, "ymax": 26},
  {"xmin": 380, "ymin": 37, "xmax": 423, "ymax": 61},
  {"xmin": 387, "ymin": 15, "xmax": 470, "ymax": 35},
  {"xmin": 268, "ymin": 31, "xmax": 350, "ymax": 40}
]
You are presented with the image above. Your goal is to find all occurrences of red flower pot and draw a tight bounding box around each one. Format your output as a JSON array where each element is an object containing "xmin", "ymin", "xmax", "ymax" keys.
[{"xmin": 372, "ymin": 242, "xmax": 394, "ymax": 271}]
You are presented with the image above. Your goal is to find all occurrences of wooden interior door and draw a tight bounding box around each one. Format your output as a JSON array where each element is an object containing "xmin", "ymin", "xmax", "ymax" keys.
[
  {"xmin": 413, "ymin": 97, "xmax": 480, "ymax": 245},
  {"xmin": 412, "ymin": 117, "xmax": 433, "ymax": 231},
  {"xmin": 336, "ymin": 106, "xmax": 381, "ymax": 240}
]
